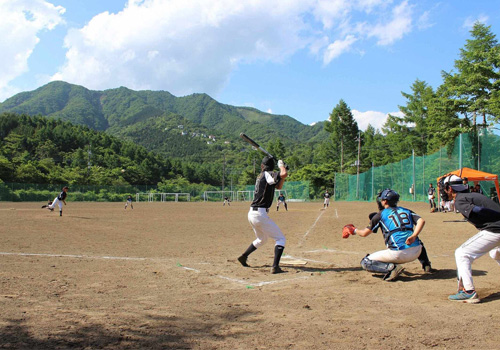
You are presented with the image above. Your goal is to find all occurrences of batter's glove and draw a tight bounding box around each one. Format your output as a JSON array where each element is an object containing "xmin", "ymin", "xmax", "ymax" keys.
[
  {"xmin": 278, "ymin": 160, "xmax": 289, "ymax": 170},
  {"xmin": 342, "ymin": 224, "xmax": 356, "ymax": 239}
]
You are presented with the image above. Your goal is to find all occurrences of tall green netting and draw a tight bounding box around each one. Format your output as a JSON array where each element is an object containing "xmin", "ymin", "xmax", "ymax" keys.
[{"xmin": 334, "ymin": 132, "xmax": 500, "ymax": 202}]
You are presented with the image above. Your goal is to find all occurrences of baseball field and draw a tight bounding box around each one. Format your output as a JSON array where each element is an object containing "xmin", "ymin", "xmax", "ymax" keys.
[{"xmin": 1, "ymin": 200, "xmax": 499, "ymax": 349}]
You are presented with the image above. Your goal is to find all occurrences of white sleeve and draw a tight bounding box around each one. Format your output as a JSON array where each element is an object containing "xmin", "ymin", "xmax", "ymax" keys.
[{"xmin": 264, "ymin": 171, "xmax": 278, "ymax": 185}]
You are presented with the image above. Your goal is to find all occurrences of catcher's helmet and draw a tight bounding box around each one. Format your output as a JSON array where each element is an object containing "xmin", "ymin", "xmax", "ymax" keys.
[
  {"xmin": 443, "ymin": 175, "xmax": 469, "ymax": 192},
  {"xmin": 378, "ymin": 189, "xmax": 400, "ymax": 202}
]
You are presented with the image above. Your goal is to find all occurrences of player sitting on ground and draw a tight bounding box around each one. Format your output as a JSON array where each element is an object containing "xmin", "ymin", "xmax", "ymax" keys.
[{"xmin": 342, "ymin": 189, "xmax": 426, "ymax": 281}]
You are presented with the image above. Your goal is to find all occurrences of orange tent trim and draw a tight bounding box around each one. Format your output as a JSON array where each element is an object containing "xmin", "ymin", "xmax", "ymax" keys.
[{"xmin": 437, "ymin": 167, "xmax": 500, "ymax": 199}]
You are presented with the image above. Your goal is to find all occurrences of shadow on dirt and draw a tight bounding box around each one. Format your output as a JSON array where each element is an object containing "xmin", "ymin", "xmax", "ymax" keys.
[
  {"xmin": 0, "ymin": 308, "xmax": 256, "ymax": 350},
  {"xmin": 480, "ymin": 291, "xmax": 500, "ymax": 303}
]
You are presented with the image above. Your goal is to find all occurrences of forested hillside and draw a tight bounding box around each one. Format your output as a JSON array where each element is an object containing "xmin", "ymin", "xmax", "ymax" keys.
[
  {"xmin": 0, "ymin": 113, "xmax": 240, "ymax": 187},
  {"xmin": 0, "ymin": 82, "xmax": 330, "ymax": 146}
]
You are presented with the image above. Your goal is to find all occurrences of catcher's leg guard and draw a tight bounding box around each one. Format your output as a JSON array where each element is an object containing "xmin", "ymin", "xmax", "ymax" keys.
[
  {"xmin": 418, "ymin": 242, "xmax": 432, "ymax": 270},
  {"xmin": 360, "ymin": 255, "xmax": 395, "ymax": 274}
]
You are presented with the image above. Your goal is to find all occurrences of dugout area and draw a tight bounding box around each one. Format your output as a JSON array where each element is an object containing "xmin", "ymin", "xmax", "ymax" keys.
[{"xmin": 1, "ymin": 201, "xmax": 499, "ymax": 349}]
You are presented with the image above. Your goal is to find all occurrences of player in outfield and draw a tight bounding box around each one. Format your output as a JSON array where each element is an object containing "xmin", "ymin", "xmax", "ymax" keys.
[
  {"xmin": 125, "ymin": 195, "xmax": 134, "ymax": 209},
  {"xmin": 323, "ymin": 190, "xmax": 331, "ymax": 208},
  {"xmin": 238, "ymin": 156, "xmax": 288, "ymax": 274},
  {"xmin": 443, "ymin": 175, "xmax": 500, "ymax": 304},
  {"xmin": 342, "ymin": 189, "xmax": 426, "ymax": 281},
  {"xmin": 223, "ymin": 196, "xmax": 231, "ymax": 206},
  {"xmin": 276, "ymin": 193, "xmax": 288, "ymax": 211},
  {"xmin": 42, "ymin": 186, "xmax": 69, "ymax": 217}
]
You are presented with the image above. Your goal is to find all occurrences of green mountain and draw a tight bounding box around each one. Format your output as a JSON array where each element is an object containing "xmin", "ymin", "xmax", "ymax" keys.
[{"xmin": 0, "ymin": 81, "xmax": 329, "ymax": 155}]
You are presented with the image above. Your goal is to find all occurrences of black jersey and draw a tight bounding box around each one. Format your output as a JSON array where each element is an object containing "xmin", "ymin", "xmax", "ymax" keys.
[
  {"xmin": 251, "ymin": 171, "xmax": 281, "ymax": 209},
  {"xmin": 58, "ymin": 191, "xmax": 67, "ymax": 201},
  {"xmin": 455, "ymin": 192, "xmax": 500, "ymax": 233}
]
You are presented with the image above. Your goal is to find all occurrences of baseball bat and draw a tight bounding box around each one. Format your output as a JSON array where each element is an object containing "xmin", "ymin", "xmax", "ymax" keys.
[
  {"xmin": 239, "ymin": 133, "xmax": 289, "ymax": 170},
  {"xmin": 239, "ymin": 133, "xmax": 274, "ymax": 158}
]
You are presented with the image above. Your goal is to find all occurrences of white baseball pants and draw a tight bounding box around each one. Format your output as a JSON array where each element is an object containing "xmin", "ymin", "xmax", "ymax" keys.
[
  {"xmin": 49, "ymin": 197, "xmax": 62, "ymax": 211},
  {"xmin": 368, "ymin": 244, "xmax": 422, "ymax": 264},
  {"xmin": 455, "ymin": 230, "xmax": 500, "ymax": 291},
  {"xmin": 248, "ymin": 208, "xmax": 286, "ymax": 248}
]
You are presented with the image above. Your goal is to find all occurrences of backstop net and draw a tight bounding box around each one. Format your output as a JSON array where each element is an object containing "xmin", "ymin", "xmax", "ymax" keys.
[{"xmin": 334, "ymin": 131, "xmax": 500, "ymax": 202}]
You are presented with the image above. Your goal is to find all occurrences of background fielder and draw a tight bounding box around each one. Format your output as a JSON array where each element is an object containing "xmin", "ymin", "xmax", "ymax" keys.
[
  {"xmin": 276, "ymin": 193, "xmax": 288, "ymax": 211},
  {"xmin": 43, "ymin": 186, "xmax": 69, "ymax": 217},
  {"xmin": 323, "ymin": 190, "xmax": 330, "ymax": 208},
  {"xmin": 125, "ymin": 195, "xmax": 134, "ymax": 209}
]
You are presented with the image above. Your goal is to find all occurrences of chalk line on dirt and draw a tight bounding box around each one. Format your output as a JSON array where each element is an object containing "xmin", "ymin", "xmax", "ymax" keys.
[
  {"xmin": 297, "ymin": 209, "xmax": 326, "ymax": 247},
  {"xmin": 216, "ymin": 274, "xmax": 310, "ymax": 287},
  {"xmin": 1, "ymin": 251, "xmax": 315, "ymax": 288},
  {"xmin": 283, "ymin": 254, "xmax": 329, "ymax": 264},
  {"xmin": 0, "ymin": 252, "xmax": 150, "ymax": 261}
]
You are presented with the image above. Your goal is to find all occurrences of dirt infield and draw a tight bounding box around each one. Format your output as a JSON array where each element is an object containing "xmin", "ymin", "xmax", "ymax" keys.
[{"xmin": 1, "ymin": 200, "xmax": 499, "ymax": 349}]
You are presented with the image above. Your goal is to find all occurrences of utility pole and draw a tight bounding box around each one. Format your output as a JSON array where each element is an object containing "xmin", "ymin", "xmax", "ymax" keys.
[
  {"xmin": 222, "ymin": 154, "xmax": 226, "ymax": 190},
  {"xmin": 87, "ymin": 142, "xmax": 92, "ymax": 182},
  {"xmin": 340, "ymin": 135, "xmax": 344, "ymax": 173},
  {"xmin": 356, "ymin": 131, "xmax": 361, "ymax": 199}
]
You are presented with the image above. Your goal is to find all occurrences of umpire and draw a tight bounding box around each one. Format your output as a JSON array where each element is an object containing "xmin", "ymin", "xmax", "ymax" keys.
[
  {"xmin": 444, "ymin": 175, "xmax": 500, "ymax": 303},
  {"xmin": 238, "ymin": 156, "xmax": 288, "ymax": 274}
]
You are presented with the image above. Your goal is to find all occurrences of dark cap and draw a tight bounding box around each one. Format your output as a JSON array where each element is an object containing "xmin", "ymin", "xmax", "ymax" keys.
[
  {"xmin": 261, "ymin": 156, "xmax": 275, "ymax": 171},
  {"xmin": 62, "ymin": 186, "xmax": 69, "ymax": 190}
]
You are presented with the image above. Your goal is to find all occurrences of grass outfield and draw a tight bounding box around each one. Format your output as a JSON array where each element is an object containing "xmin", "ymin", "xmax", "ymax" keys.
[{"xmin": 1, "ymin": 201, "xmax": 499, "ymax": 349}]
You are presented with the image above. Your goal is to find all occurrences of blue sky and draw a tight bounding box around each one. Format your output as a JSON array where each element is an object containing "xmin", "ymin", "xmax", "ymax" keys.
[{"xmin": 1, "ymin": 0, "xmax": 499, "ymax": 130}]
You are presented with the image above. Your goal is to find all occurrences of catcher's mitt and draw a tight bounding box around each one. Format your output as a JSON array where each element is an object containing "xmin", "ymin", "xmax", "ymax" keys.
[{"xmin": 342, "ymin": 224, "xmax": 356, "ymax": 239}]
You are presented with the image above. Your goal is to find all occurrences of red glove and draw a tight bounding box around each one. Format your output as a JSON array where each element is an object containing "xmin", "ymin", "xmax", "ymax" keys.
[{"xmin": 342, "ymin": 224, "xmax": 356, "ymax": 239}]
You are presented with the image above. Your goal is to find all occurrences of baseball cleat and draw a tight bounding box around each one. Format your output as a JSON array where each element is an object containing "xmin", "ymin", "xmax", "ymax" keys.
[
  {"xmin": 41, "ymin": 205, "xmax": 47, "ymax": 208},
  {"xmin": 423, "ymin": 264, "xmax": 433, "ymax": 273},
  {"xmin": 271, "ymin": 266, "xmax": 285, "ymax": 274},
  {"xmin": 448, "ymin": 290, "xmax": 480, "ymax": 303},
  {"xmin": 384, "ymin": 265, "xmax": 404, "ymax": 281},
  {"xmin": 237, "ymin": 255, "xmax": 249, "ymax": 267}
]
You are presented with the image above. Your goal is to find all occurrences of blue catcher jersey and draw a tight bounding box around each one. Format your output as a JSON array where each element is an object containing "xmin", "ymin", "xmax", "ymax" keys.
[{"xmin": 370, "ymin": 207, "xmax": 421, "ymax": 250}]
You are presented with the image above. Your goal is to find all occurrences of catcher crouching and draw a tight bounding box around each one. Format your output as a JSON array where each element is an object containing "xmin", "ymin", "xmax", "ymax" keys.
[{"xmin": 342, "ymin": 189, "xmax": 426, "ymax": 281}]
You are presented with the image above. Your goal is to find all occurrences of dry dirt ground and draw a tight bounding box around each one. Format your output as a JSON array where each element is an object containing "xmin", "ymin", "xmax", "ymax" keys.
[{"xmin": 1, "ymin": 200, "xmax": 499, "ymax": 350}]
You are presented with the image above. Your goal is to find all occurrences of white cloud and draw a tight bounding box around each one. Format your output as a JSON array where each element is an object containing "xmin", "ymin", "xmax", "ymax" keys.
[
  {"xmin": 52, "ymin": 0, "xmax": 313, "ymax": 95},
  {"xmin": 463, "ymin": 14, "xmax": 488, "ymax": 29},
  {"xmin": 267, "ymin": 109, "xmax": 273, "ymax": 114},
  {"xmin": 417, "ymin": 10, "xmax": 433, "ymax": 30},
  {"xmin": 0, "ymin": 0, "xmax": 65, "ymax": 100},
  {"xmin": 366, "ymin": 0, "xmax": 413, "ymax": 46},
  {"xmin": 351, "ymin": 109, "xmax": 403, "ymax": 131},
  {"xmin": 323, "ymin": 35, "xmax": 357, "ymax": 64}
]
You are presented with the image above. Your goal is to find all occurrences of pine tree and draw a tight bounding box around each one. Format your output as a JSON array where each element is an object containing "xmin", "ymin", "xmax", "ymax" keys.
[{"xmin": 442, "ymin": 22, "xmax": 500, "ymax": 125}]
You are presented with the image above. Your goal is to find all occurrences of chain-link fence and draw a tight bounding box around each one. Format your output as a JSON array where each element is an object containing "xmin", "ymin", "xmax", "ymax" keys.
[{"xmin": 334, "ymin": 131, "xmax": 499, "ymax": 202}]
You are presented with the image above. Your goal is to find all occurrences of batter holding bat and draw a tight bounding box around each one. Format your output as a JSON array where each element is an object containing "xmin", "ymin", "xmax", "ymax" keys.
[
  {"xmin": 237, "ymin": 134, "xmax": 288, "ymax": 274},
  {"xmin": 342, "ymin": 189, "xmax": 426, "ymax": 281}
]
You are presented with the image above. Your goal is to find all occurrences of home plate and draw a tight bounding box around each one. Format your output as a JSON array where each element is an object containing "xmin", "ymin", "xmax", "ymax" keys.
[{"xmin": 281, "ymin": 259, "xmax": 308, "ymax": 266}]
